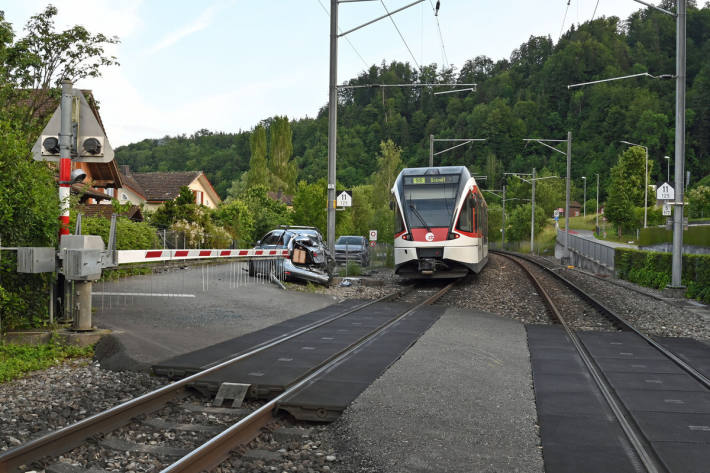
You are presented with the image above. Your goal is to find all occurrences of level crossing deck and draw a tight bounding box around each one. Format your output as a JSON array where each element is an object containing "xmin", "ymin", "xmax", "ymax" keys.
[{"xmin": 152, "ymin": 299, "xmax": 446, "ymax": 420}]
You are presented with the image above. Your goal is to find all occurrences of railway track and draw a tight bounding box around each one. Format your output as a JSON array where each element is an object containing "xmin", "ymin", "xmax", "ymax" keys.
[
  {"xmin": 0, "ymin": 280, "xmax": 455, "ymax": 473},
  {"xmin": 493, "ymin": 250, "xmax": 710, "ymax": 473}
]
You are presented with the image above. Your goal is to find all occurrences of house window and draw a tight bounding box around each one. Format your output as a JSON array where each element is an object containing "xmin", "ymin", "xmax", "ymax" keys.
[
  {"xmin": 194, "ymin": 190, "xmax": 203, "ymax": 205},
  {"xmin": 106, "ymin": 188, "xmax": 115, "ymax": 197}
]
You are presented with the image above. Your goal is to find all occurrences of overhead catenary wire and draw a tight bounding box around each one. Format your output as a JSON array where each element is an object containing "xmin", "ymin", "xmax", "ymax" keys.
[
  {"xmin": 317, "ymin": 0, "xmax": 369, "ymax": 68},
  {"xmin": 428, "ymin": 0, "xmax": 449, "ymax": 69},
  {"xmin": 380, "ymin": 0, "xmax": 421, "ymax": 70},
  {"xmin": 591, "ymin": 0, "xmax": 600, "ymax": 21},
  {"xmin": 559, "ymin": 0, "xmax": 572, "ymax": 42}
]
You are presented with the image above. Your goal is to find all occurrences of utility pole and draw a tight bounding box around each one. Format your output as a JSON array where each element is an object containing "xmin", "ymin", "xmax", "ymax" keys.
[
  {"xmin": 429, "ymin": 134, "xmax": 434, "ymax": 167},
  {"xmin": 327, "ymin": 0, "xmax": 426, "ymax": 252},
  {"xmin": 620, "ymin": 141, "xmax": 648, "ymax": 228},
  {"xmin": 523, "ymin": 134, "xmax": 571, "ymax": 259},
  {"xmin": 582, "ymin": 176, "xmax": 586, "ymax": 218},
  {"xmin": 505, "ymin": 170, "xmax": 557, "ymax": 255},
  {"xmin": 502, "ymin": 185, "xmax": 506, "ymax": 249},
  {"xmin": 595, "ymin": 173, "xmax": 599, "ymax": 235},
  {"xmin": 531, "ymin": 168, "xmax": 536, "ymax": 253},
  {"xmin": 59, "ymin": 79, "xmax": 73, "ymax": 238},
  {"xmin": 327, "ymin": 0, "xmax": 338, "ymax": 253},
  {"xmin": 569, "ymin": 0, "xmax": 685, "ymax": 286},
  {"xmin": 671, "ymin": 0, "xmax": 686, "ymax": 288}
]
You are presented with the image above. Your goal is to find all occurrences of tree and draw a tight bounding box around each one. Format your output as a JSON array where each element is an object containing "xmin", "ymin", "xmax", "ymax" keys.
[
  {"xmin": 268, "ymin": 116, "xmax": 297, "ymax": 194},
  {"xmin": 212, "ymin": 199, "xmax": 255, "ymax": 247},
  {"xmin": 0, "ymin": 6, "xmax": 119, "ymax": 330},
  {"xmin": 292, "ymin": 179, "xmax": 327, "ymax": 235},
  {"xmin": 372, "ymin": 139, "xmax": 403, "ymax": 205},
  {"xmin": 3, "ymin": 6, "xmax": 119, "ymax": 137},
  {"xmin": 506, "ymin": 203, "xmax": 547, "ymax": 242},
  {"xmin": 246, "ymin": 125, "xmax": 268, "ymax": 189},
  {"xmin": 687, "ymin": 185, "xmax": 710, "ymax": 218},
  {"xmin": 605, "ymin": 149, "xmax": 643, "ymax": 236},
  {"xmin": 240, "ymin": 185, "xmax": 292, "ymax": 242}
]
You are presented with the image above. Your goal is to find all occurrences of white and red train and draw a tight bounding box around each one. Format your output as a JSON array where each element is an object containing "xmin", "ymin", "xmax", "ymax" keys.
[{"xmin": 392, "ymin": 166, "xmax": 488, "ymax": 278}]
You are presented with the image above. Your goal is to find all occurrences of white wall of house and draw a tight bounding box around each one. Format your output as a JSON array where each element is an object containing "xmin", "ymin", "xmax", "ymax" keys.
[
  {"xmin": 188, "ymin": 175, "xmax": 220, "ymax": 209},
  {"xmin": 119, "ymin": 186, "xmax": 145, "ymax": 206}
]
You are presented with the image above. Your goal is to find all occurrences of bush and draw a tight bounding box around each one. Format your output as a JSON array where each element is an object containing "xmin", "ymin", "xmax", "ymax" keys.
[
  {"xmin": 639, "ymin": 225, "xmax": 710, "ymax": 247},
  {"xmin": 615, "ymin": 248, "xmax": 710, "ymax": 302},
  {"xmin": 71, "ymin": 214, "xmax": 159, "ymax": 250}
]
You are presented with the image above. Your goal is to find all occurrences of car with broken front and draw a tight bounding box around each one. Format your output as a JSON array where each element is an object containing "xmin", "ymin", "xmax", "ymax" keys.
[{"xmin": 248, "ymin": 226, "xmax": 335, "ymax": 285}]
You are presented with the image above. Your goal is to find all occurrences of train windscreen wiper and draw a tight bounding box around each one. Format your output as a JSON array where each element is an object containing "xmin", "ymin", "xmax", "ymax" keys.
[{"xmin": 408, "ymin": 203, "xmax": 432, "ymax": 233}]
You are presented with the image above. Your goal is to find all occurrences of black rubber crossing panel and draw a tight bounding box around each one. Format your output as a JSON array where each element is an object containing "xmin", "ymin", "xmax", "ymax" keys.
[
  {"xmin": 653, "ymin": 443, "xmax": 710, "ymax": 473},
  {"xmin": 615, "ymin": 389, "xmax": 710, "ymax": 414},
  {"xmin": 655, "ymin": 336, "xmax": 710, "ymax": 379},
  {"xmin": 526, "ymin": 325, "xmax": 640, "ymax": 473},
  {"xmin": 633, "ymin": 412, "xmax": 710, "ymax": 443},
  {"xmin": 277, "ymin": 305, "xmax": 446, "ymax": 421},
  {"xmin": 579, "ymin": 332, "xmax": 710, "ymax": 473},
  {"xmin": 192, "ymin": 301, "xmax": 412, "ymax": 394},
  {"xmin": 604, "ymin": 372, "xmax": 705, "ymax": 391},
  {"xmin": 152, "ymin": 299, "xmax": 366, "ymax": 377}
]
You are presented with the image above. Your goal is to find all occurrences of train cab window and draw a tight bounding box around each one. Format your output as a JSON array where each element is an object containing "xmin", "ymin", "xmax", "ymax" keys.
[
  {"xmin": 457, "ymin": 193, "xmax": 474, "ymax": 233},
  {"xmin": 394, "ymin": 202, "xmax": 405, "ymax": 234}
]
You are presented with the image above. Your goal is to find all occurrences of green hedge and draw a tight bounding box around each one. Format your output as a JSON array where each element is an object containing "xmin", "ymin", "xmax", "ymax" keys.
[
  {"xmin": 639, "ymin": 225, "xmax": 710, "ymax": 247},
  {"xmin": 615, "ymin": 248, "xmax": 710, "ymax": 303}
]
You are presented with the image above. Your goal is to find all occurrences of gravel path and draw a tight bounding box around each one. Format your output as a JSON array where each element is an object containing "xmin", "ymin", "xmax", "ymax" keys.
[{"xmin": 3, "ymin": 255, "xmax": 708, "ymax": 472}]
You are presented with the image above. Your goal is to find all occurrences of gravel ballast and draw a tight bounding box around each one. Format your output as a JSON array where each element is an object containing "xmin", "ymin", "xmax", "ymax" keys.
[{"xmin": 3, "ymin": 257, "xmax": 708, "ymax": 472}]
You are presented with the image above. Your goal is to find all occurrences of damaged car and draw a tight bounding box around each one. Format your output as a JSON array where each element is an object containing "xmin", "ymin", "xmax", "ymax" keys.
[{"xmin": 248, "ymin": 226, "xmax": 335, "ymax": 285}]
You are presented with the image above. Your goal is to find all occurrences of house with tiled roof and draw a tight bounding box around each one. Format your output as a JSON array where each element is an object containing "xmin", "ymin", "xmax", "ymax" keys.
[{"xmin": 124, "ymin": 167, "xmax": 221, "ymax": 211}]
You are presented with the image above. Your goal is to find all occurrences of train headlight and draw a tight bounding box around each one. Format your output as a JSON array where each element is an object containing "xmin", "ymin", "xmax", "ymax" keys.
[{"xmin": 447, "ymin": 232, "xmax": 460, "ymax": 240}]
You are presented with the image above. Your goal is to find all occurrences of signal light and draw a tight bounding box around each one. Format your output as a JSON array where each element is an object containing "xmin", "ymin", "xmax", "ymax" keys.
[
  {"xmin": 83, "ymin": 137, "xmax": 102, "ymax": 155},
  {"xmin": 42, "ymin": 136, "xmax": 60, "ymax": 154}
]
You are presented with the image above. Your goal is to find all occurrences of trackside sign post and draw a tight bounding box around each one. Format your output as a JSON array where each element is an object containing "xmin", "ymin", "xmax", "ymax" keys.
[{"xmin": 336, "ymin": 190, "xmax": 352, "ymax": 207}]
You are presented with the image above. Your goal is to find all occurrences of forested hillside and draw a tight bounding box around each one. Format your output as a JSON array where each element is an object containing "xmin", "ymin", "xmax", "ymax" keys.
[{"xmin": 115, "ymin": 3, "xmax": 710, "ymax": 199}]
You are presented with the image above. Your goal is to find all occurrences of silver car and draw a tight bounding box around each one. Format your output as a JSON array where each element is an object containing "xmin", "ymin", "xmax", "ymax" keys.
[{"xmin": 248, "ymin": 226, "xmax": 335, "ymax": 285}]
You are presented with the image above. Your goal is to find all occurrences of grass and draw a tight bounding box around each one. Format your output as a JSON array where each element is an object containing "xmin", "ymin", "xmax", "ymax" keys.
[
  {"xmin": 0, "ymin": 339, "xmax": 94, "ymax": 383},
  {"xmin": 338, "ymin": 261, "xmax": 362, "ymax": 277},
  {"xmin": 557, "ymin": 214, "xmax": 601, "ymax": 231}
]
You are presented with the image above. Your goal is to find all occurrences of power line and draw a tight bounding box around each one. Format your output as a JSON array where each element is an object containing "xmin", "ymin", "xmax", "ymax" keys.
[
  {"xmin": 317, "ymin": 0, "xmax": 369, "ymax": 68},
  {"xmin": 591, "ymin": 0, "xmax": 600, "ymax": 21},
  {"xmin": 380, "ymin": 0, "xmax": 421, "ymax": 70},
  {"xmin": 428, "ymin": 0, "xmax": 450, "ymax": 69},
  {"xmin": 558, "ymin": 0, "xmax": 571, "ymax": 42}
]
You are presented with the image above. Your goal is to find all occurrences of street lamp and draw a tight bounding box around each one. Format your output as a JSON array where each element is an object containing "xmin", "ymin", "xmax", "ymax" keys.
[
  {"xmin": 582, "ymin": 176, "xmax": 586, "ymax": 218},
  {"xmin": 664, "ymin": 155, "xmax": 671, "ymax": 183},
  {"xmin": 620, "ymin": 140, "xmax": 648, "ymax": 228}
]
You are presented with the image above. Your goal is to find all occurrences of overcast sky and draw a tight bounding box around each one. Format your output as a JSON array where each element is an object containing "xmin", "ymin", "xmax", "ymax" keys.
[{"xmin": 3, "ymin": 1, "xmax": 645, "ymax": 147}]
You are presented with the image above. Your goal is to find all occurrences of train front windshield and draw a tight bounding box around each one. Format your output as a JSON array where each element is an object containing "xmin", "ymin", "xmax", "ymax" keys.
[{"xmin": 401, "ymin": 174, "xmax": 460, "ymax": 228}]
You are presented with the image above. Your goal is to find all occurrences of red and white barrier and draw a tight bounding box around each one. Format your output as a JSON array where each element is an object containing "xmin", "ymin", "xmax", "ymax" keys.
[{"xmin": 117, "ymin": 248, "xmax": 289, "ymax": 265}]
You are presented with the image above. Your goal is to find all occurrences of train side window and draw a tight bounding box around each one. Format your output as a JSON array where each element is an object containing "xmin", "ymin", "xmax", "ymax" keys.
[
  {"xmin": 394, "ymin": 202, "xmax": 405, "ymax": 234},
  {"xmin": 457, "ymin": 193, "xmax": 474, "ymax": 233}
]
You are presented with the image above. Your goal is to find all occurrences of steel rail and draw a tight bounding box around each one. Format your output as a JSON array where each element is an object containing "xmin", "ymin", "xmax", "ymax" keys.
[
  {"xmin": 160, "ymin": 280, "xmax": 457, "ymax": 472},
  {"xmin": 493, "ymin": 251, "xmax": 665, "ymax": 473},
  {"xmin": 0, "ymin": 287, "xmax": 412, "ymax": 473},
  {"xmin": 497, "ymin": 251, "xmax": 710, "ymax": 391}
]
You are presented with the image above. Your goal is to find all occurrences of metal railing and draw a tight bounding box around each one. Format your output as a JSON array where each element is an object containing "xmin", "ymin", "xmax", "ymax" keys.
[{"xmin": 557, "ymin": 230, "xmax": 615, "ymax": 269}]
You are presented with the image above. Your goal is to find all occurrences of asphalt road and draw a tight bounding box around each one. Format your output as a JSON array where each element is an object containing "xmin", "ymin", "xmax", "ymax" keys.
[{"xmin": 92, "ymin": 262, "xmax": 337, "ymax": 371}]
